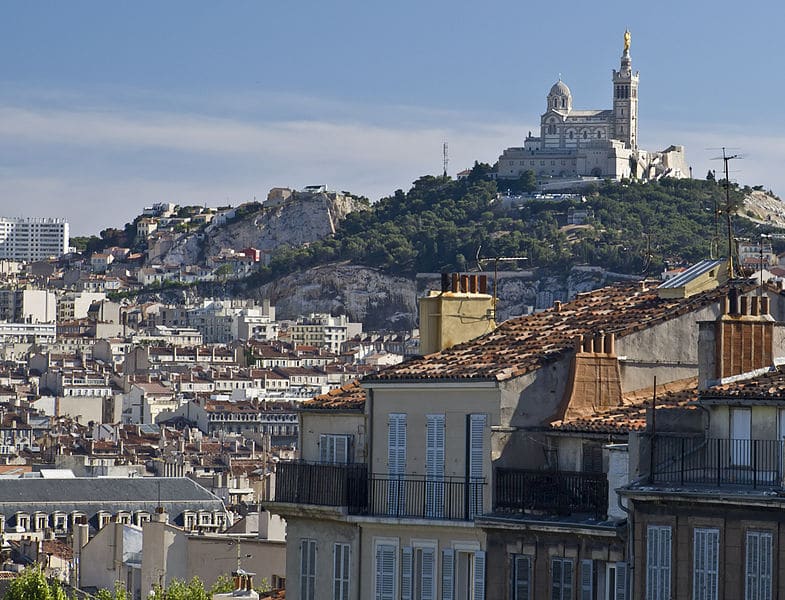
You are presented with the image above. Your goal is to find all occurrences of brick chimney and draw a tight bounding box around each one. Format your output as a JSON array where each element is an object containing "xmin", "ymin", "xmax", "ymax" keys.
[
  {"xmin": 561, "ymin": 332, "xmax": 622, "ymax": 420},
  {"xmin": 698, "ymin": 291, "xmax": 775, "ymax": 389}
]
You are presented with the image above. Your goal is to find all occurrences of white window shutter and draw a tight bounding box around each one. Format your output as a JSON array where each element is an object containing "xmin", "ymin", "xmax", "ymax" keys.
[
  {"xmin": 468, "ymin": 414, "xmax": 486, "ymax": 517},
  {"xmin": 375, "ymin": 544, "xmax": 395, "ymax": 600},
  {"xmin": 387, "ymin": 414, "xmax": 406, "ymax": 515},
  {"xmin": 421, "ymin": 547, "xmax": 435, "ymax": 600},
  {"xmin": 513, "ymin": 555, "xmax": 531, "ymax": 600},
  {"xmin": 580, "ymin": 559, "xmax": 593, "ymax": 600},
  {"xmin": 473, "ymin": 550, "xmax": 486, "ymax": 600},
  {"xmin": 615, "ymin": 562, "xmax": 627, "ymax": 600},
  {"xmin": 552, "ymin": 558, "xmax": 562, "ymax": 598},
  {"xmin": 761, "ymin": 532, "xmax": 773, "ymax": 600},
  {"xmin": 563, "ymin": 559, "xmax": 573, "ymax": 599},
  {"xmin": 401, "ymin": 547, "xmax": 412, "ymax": 600},
  {"xmin": 335, "ymin": 435, "xmax": 349, "ymax": 464},
  {"xmin": 442, "ymin": 549, "xmax": 454, "ymax": 600},
  {"xmin": 320, "ymin": 434, "xmax": 330, "ymax": 463},
  {"xmin": 426, "ymin": 414, "xmax": 445, "ymax": 518}
]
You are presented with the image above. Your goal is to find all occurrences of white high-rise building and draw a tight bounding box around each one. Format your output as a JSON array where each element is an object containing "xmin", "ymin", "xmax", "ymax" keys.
[{"xmin": 0, "ymin": 217, "xmax": 69, "ymax": 262}]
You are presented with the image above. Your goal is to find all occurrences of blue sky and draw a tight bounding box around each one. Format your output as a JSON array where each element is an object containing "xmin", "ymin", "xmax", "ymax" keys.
[{"xmin": 1, "ymin": 0, "xmax": 783, "ymax": 234}]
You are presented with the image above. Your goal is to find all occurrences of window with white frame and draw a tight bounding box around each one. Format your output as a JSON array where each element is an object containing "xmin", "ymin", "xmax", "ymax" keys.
[
  {"xmin": 693, "ymin": 527, "xmax": 719, "ymax": 600},
  {"xmin": 646, "ymin": 525, "xmax": 672, "ymax": 600},
  {"xmin": 402, "ymin": 545, "xmax": 436, "ymax": 600},
  {"xmin": 551, "ymin": 558, "xmax": 574, "ymax": 600},
  {"xmin": 606, "ymin": 562, "xmax": 628, "ymax": 600},
  {"xmin": 512, "ymin": 554, "xmax": 532, "ymax": 600},
  {"xmin": 746, "ymin": 531, "xmax": 772, "ymax": 600},
  {"xmin": 442, "ymin": 549, "xmax": 485, "ymax": 600},
  {"xmin": 374, "ymin": 542, "xmax": 397, "ymax": 600},
  {"xmin": 333, "ymin": 543, "xmax": 350, "ymax": 600},
  {"xmin": 300, "ymin": 538, "xmax": 317, "ymax": 600},
  {"xmin": 320, "ymin": 434, "xmax": 353, "ymax": 464}
]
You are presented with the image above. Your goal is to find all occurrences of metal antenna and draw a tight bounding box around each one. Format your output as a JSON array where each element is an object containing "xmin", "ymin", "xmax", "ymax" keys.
[
  {"xmin": 710, "ymin": 147, "xmax": 744, "ymax": 277},
  {"xmin": 476, "ymin": 248, "xmax": 529, "ymax": 319},
  {"xmin": 443, "ymin": 142, "xmax": 449, "ymax": 178}
]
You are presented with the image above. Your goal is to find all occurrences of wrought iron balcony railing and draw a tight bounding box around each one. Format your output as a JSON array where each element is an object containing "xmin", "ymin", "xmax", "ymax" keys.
[
  {"xmin": 494, "ymin": 467, "xmax": 609, "ymax": 519},
  {"xmin": 651, "ymin": 436, "xmax": 785, "ymax": 489}
]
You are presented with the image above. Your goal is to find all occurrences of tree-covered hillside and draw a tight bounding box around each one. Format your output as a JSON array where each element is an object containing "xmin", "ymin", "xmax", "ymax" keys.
[{"xmin": 257, "ymin": 171, "xmax": 779, "ymax": 282}]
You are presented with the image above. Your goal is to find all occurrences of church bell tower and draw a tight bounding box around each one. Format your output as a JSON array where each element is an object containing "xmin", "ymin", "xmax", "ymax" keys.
[{"xmin": 612, "ymin": 30, "xmax": 639, "ymax": 150}]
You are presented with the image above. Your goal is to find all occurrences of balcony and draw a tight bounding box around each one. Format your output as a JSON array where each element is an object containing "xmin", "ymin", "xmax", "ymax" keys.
[
  {"xmin": 273, "ymin": 461, "xmax": 485, "ymax": 521},
  {"xmin": 651, "ymin": 436, "xmax": 785, "ymax": 489},
  {"xmin": 494, "ymin": 468, "xmax": 609, "ymax": 519}
]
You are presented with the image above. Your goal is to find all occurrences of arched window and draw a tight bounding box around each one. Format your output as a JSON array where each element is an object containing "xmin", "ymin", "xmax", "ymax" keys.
[
  {"xmin": 597, "ymin": 131, "xmax": 602, "ymax": 139},
  {"xmin": 561, "ymin": 98, "xmax": 566, "ymax": 108},
  {"xmin": 583, "ymin": 131, "xmax": 588, "ymax": 139},
  {"xmin": 569, "ymin": 131, "xmax": 574, "ymax": 139}
]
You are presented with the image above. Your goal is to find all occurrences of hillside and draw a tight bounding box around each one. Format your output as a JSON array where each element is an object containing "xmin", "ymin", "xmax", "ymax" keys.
[{"xmin": 254, "ymin": 174, "xmax": 785, "ymax": 285}]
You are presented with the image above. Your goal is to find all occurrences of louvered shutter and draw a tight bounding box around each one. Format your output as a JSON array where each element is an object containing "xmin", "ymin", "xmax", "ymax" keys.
[
  {"xmin": 320, "ymin": 434, "xmax": 331, "ymax": 463},
  {"xmin": 334, "ymin": 435, "xmax": 349, "ymax": 464},
  {"xmin": 300, "ymin": 539, "xmax": 316, "ymax": 600},
  {"xmin": 661, "ymin": 526, "xmax": 671, "ymax": 600},
  {"xmin": 375, "ymin": 544, "xmax": 395, "ymax": 600},
  {"xmin": 760, "ymin": 532, "xmax": 773, "ymax": 600},
  {"xmin": 333, "ymin": 543, "xmax": 350, "ymax": 600},
  {"xmin": 387, "ymin": 414, "xmax": 406, "ymax": 515},
  {"xmin": 473, "ymin": 550, "xmax": 486, "ymax": 600},
  {"xmin": 562, "ymin": 559, "xmax": 573, "ymax": 600},
  {"xmin": 426, "ymin": 414, "xmax": 445, "ymax": 518},
  {"xmin": 746, "ymin": 532, "xmax": 757, "ymax": 600},
  {"xmin": 694, "ymin": 528, "xmax": 719, "ymax": 600},
  {"xmin": 401, "ymin": 547, "xmax": 412, "ymax": 600},
  {"xmin": 551, "ymin": 558, "xmax": 562, "ymax": 600},
  {"xmin": 422, "ymin": 547, "xmax": 435, "ymax": 600},
  {"xmin": 615, "ymin": 562, "xmax": 627, "ymax": 600},
  {"xmin": 513, "ymin": 555, "xmax": 531, "ymax": 600},
  {"xmin": 580, "ymin": 559, "xmax": 593, "ymax": 600},
  {"xmin": 442, "ymin": 549, "xmax": 454, "ymax": 600},
  {"xmin": 468, "ymin": 414, "xmax": 486, "ymax": 517}
]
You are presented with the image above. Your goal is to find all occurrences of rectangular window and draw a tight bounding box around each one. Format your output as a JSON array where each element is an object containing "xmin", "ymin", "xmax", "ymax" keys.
[
  {"xmin": 425, "ymin": 414, "xmax": 445, "ymax": 518},
  {"xmin": 693, "ymin": 528, "xmax": 719, "ymax": 600},
  {"xmin": 402, "ymin": 546, "xmax": 436, "ymax": 600},
  {"xmin": 746, "ymin": 531, "xmax": 772, "ymax": 600},
  {"xmin": 375, "ymin": 543, "xmax": 397, "ymax": 600},
  {"xmin": 551, "ymin": 558, "xmax": 574, "ymax": 600},
  {"xmin": 580, "ymin": 559, "xmax": 593, "ymax": 600},
  {"xmin": 443, "ymin": 549, "xmax": 484, "ymax": 600},
  {"xmin": 300, "ymin": 539, "xmax": 316, "ymax": 600},
  {"xmin": 606, "ymin": 562, "xmax": 627, "ymax": 600},
  {"xmin": 513, "ymin": 555, "xmax": 532, "ymax": 600},
  {"xmin": 320, "ymin": 434, "xmax": 352, "ymax": 464},
  {"xmin": 333, "ymin": 543, "xmax": 350, "ymax": 600},
  {"xmin": 388, "ymin": 413, "xmax": 407, "ymax": 515},
  {"xmin": 646, "ymin": 525, "xmax": 671, "ymax": 600},
  {"xmin": 468, "ymin": 414, "xmax": 486, "ymax": 518}
]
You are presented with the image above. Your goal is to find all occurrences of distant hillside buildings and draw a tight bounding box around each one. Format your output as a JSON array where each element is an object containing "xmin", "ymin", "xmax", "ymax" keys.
[{"xmin": 497, "ymin": 31, "xmax": 688, "ymax": 181}]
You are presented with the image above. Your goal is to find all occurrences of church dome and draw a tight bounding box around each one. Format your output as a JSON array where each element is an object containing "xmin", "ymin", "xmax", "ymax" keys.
[{"xmin": 549, "ymin": 79, "xmax": 572, "ymax": 97}]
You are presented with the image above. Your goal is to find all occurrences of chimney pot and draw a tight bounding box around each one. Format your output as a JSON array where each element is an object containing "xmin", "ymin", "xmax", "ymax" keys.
[
  {"xmin": 740, "ymin": 295, "xmax": 749, "ymax": 316},
  {"xmin": 469, "ymin": 275, "xmax": 478, "ymax": 294},
  {"xmin": 479, "ymin": 275, "xmax": 488, "ymax": 294},
  {"xmin": 582, "ymin": 335, "xmax": 593, "ymax": 353},
  {"xmin": 751, "ymin": 296, "xmax": 760, "ymax": 316},
  {"xmin": 554, "ymin": 300, "xmax": 562, "ymax": 312},
  {"xmin": 729, "ymin": 288, "xmax": 740, "ymax": 315},
  {"xmin": 761, "ymin": 295, "xmax": 771, "ymax": 315},
  {"xmin": 451, "ymin": 273, "xmax": 459, "ymax": 293},
  {"xmin": 460, "ymin": 275, "xmax": 469, "ymax": 293},
  {"xmin": 440, "ymin": 272, "xmax": 450, "ymax": 293},
  {"xmin": 593, "ymin": 334, "xmax": 604, "ymax": 353}
]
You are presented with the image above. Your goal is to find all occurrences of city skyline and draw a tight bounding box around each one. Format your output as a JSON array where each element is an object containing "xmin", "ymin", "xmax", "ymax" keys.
[{"xmin": 1, "ymin": 0, "xmax": 783, "ymax": 234}]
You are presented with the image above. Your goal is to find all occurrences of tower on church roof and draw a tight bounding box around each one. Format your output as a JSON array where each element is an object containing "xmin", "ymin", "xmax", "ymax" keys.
[
  {"xmin": 547, "ymin": 78, "xmax": 572, "ymax": 112},
  {"xmin": 612, "ymin": 29, "xmax": 639, "ymax": 150}
]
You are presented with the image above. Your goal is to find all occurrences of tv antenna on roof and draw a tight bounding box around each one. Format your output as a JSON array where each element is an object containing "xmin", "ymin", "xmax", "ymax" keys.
[
  {"xmin": 443, "ymin": 142, "xmax": 449, "ymax": 178},
  {"xmin": 710, "ymin": 147, "xmax": 744, "ymax": 278}
]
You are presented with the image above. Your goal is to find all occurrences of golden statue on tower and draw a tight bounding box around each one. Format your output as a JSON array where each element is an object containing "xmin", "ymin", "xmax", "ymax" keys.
[{"xmin": 624, "ymin": 29, "xmax": 631, "ymax": 53}]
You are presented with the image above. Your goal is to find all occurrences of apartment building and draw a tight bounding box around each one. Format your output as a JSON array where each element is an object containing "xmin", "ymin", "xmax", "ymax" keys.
[
  {"xmin": 289, "ymin": 313, "xmax": 362, "ymax": 354},
  {"xmin": 268, "ymin": 265, "xmax": 785, "ymax": 600},
  {"xmin": 0, "ymin": 217, "xmax": 69, "ymax": 262}
]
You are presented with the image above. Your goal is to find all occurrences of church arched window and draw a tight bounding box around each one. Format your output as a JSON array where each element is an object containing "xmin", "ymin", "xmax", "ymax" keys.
[
  {"xmin": 569, "ymin": 131, "xmax": 574, "ymax": 139},
  {"xmin": 583, "ymin": 131, "xmax": 588, "ymax": 139},
  {"xmin": 597, "ymin": 131, "xmax": 602, "ymax": 139},
  {"xmin": 561, "ymin": 98, "xmax": 566, "ymax": 108}
]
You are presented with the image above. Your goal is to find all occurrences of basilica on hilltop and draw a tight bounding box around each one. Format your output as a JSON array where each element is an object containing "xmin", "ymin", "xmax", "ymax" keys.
[{"xmin": 497, "ymin": 31, "xmax": 688, "ymax": 182}]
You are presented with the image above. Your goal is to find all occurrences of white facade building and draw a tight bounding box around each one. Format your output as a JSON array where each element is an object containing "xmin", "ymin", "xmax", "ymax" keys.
[
  {"xmin": 498, "ymin": 31, "xmax": 688, "ymax": 181},
  {"xmin": 0, "ymin": 217, "xmax": 69, "ymax": 262}
]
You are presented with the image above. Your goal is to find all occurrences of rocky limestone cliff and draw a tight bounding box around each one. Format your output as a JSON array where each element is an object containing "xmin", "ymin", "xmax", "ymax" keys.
[
  {"xmin": 157, "ymin": 192, "xmax": 366, "ymax": 266},
  {"xmin": 252, "ymin": 263, "xmax": 418, "ymax": 330}
]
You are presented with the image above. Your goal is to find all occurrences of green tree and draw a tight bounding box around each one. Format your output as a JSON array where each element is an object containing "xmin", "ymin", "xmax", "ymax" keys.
[
  {"xmin": 148, "ymin": 577, "xmax": 210, "ymax": 600},
  {"xmin": 3, "ymin": 567, "xmax": 67, "ymax": 600}
]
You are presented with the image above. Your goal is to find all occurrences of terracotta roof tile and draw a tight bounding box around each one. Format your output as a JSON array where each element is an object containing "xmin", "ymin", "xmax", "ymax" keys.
[
  {"xmin": 302, "ymin": 380, "xmax": 365, "ymax": 410},
  {"xmin": 365, "ymin": 282, "xmax": 743, "ymax": 383}
]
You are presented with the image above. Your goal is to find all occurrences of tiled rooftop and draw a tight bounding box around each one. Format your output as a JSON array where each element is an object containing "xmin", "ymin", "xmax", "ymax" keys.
[
  {"xmin": 302, "ymin": 380, "xmax": 365, "ymax": 411},
  {"xmin": 550, "ymin": 378, "xmax": 699, "ymax": 434},
  {"xmin": 366, "ymin": 282, "xmax": 736, "ymax": 382},
  {"xmin": 703, "ymin": 366, "xmax": 785, "ymax": 399}
]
